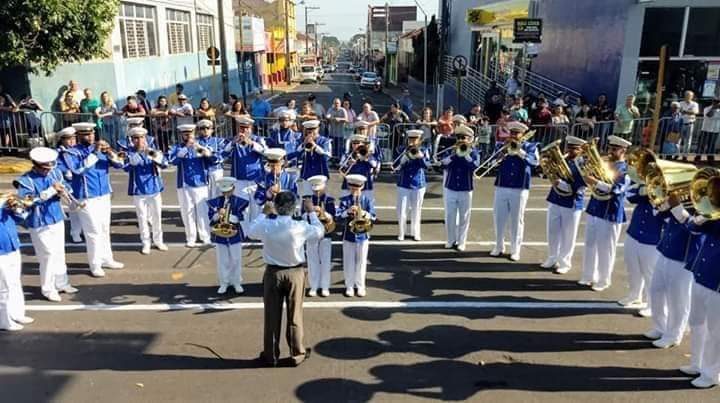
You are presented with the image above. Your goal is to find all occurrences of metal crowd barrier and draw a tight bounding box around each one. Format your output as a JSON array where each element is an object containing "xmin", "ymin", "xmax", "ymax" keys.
[{"xmin": 0, "ymin": 110, "xmax": 45, "ymax": 152}]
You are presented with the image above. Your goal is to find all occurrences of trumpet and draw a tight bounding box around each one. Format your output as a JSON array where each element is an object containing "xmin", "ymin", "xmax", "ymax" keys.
[
  {"xmin": 147, "ymin": 149, "xmax": 158, "ymax": 158},
  {"xmin": 210, "ymin": 195, "xmax": 238, "ymax": 238},
  {"xmin": 474, "ymin": 130, "xmax": 535, "ymax": 179},
  {"xmin": 97, "ymin": 140, "xmax": 126, "ymax": 161},
  {"xmin": 54, "ymin": 182, "xmax": 87, "ymax": 210},
  {"xmin": 690, "ymin": 167, "xmax": 720, "ymax": 220},
  {"xmin": 0, "ymin": 192, "xmax": 34, "ymax": 214},
  {"xmin": 195, "ymin": 144, "xmax": 211, "ymax": 156},
  {"xmin": 348, "ymin": 196, "xmax": 373, "ymax": 234},
  {"xmin": 304, "ymin": 141, "xmax": 315, "ymax": 151},
  {"xmin": 355, "ymin": 144, "xmax": 370, "ymax": 161},
  {"xmin": 539, "ymin": 139, "xmax": 574, "ymax": 197}
]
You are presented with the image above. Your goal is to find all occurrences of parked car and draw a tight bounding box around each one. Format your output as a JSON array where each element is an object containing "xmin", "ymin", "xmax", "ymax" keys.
[
  {"xmin": 296, "ymin": 65, "xmax": 318, "ymax": 83},
  {"xmin": 315, "ymin": 66, "xmax": 325, "ymax": 80},
  {"xmin": 359, "ymin": 71, "xmax": 379, "ymax": 88},
  {"xmin": 353, "ymin": 69, "xmax": 364, "ymax": 81}
]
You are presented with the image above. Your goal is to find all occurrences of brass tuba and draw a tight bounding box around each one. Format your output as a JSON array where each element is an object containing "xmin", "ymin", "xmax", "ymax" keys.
[
  {"xmin": 690, "ymin": 167, "xmax": 720, "ymax": 220},
  {"xmin": 349, "ymin": 196, "xmax": 373, "ymax": 234},
  {"xmin": 578, "ymin": 138, "xmax": 617, "ymax": 201},
  {"xmin": 644, "ymin": 159, "xmax": 698, "ymax": 209},
  {"xmin": 539, "ymin": 139, "xmax": 574, "ymax": 197},
  {"xmin": 626, "ymin": 147, "xmax": 660, "ymax": 185},
  {"xmin": 211, "ymin": 195, "xmax": 238, "ymax": 238}
]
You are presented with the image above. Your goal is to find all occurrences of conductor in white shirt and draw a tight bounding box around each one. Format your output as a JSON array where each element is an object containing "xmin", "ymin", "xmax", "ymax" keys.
[{"xmin": 247, "ymin": 191, "xmax": 324, "ymax": 367}]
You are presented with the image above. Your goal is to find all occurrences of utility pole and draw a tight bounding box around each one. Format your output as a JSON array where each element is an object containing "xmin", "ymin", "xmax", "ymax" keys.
[
  {"xmin": 304, "ymin": 5, "xmax": 320, "ymax": 55},
  {"xmin": 238, "ymin": 13, "xmax": 247, "ymax": 104},
  {"xmin": 384, "ymin": 2, "xmax": 389, "ymax": 85},
  {"xmin": 284, "ymin": 0, "xmax": 292, "ymax": 84},
  {"xmin": 367, "ymin": 5, "xmax": 371, "ymax": 70},
  {"xmin": 414, "ymin": 0, "xmax": 428, "ymax": 107},
  {"xmin": 217, "ymin": 0, "xmax": 230, "ymax": 100},
  {"xmin": 649, "ymin": 45, "xmax": 668, "ymax": 150}
]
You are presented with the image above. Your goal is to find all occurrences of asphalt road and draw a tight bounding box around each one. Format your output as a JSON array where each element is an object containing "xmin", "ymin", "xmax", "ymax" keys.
[{"xmin": 0, "ymin": 75, "xmax": 714, "ymax": 402}]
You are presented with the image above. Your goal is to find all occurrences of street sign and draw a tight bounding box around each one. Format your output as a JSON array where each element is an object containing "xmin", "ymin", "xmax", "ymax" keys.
[
  {"xmin": 207, "ymin": 60, "xmax": 221, "ymax": 66},
  {"xmin": 206, "ymin": 46, "xmax": 221, "ymax": 60},
  {"xmin": 513, "ymin": 18, "xmax": 542, "ymax": 43},
  {"xmin": 452, "ymin": 55, "xmax": 468, "ymax": 77}
]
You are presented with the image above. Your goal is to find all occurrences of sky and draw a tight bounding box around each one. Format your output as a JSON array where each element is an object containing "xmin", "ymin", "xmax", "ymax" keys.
[{"xmin": 294, "ymin": 0, "xmax": 439, "ymax": 41}]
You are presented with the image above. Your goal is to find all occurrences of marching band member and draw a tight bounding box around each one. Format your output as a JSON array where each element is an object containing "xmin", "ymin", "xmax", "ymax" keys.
[
  {"xmin": 340, "ymin": 134, "xmax": 378, "ymax": 202},
  {"xmin": 0, "ymin": 190, "xmax": 33, "ymax": 330},
  {"xmin": 254, "ymin": 149, "xmax": 298, "ymax": 210},
  {"xmin": 56, "ymin": 127, "xmax": 83, "ymax": 243},
  {"xmin": 619, "ymin": 172, "xmax": 664, "ymax": 311},
  {"xmin": 169, "ymin": 124, "xmax": 215, "ymax": 248},
  {"xmin": 16, "ymin": 147, "xmax": 78, "ymax": 302},
  {"xmin": 124, "ymin": 127, "xmax": 168, "ymax": 255},
  {"xmin": 682, "ymin": 204, "xmax": 720, "ymax": 388},
  {"xmin": 207, "ymin": 177, "xmax": 249, "ymax": 295},
  {"xmin": 338, "ymin": 174, "xmax": 376, "ymax": 297},
  {"xmin": 491, "ymin": 121, "xmax": 540, "ymax": 261},
  {"xmin": 65, "ymin": 122, "xmax": 125, "ymax": 278},
  {"xmin": 579, "ymin": 135, "xmax": 631, "ymax": 291},
  {"xmin": 297, "ymin": 120, "xmax": 331, "ymax": 196},
  {"xmin": 222, "ymin": 116, "xmax": 266, "ymax": 223},
  {"xmin": 644, "ymin": 195, "xmax": 699, "ymax": 349},
  {"xmin": 196, "ymin": 119, "xmax": 226, "ymax": 197},
  {"xmin": 117, "ymin": 116, "xmax": 154, "ymax": 151},
  {"xmin": 267, "ymin": 110, "xmax": 301, "ymax": 153},
  {"xmin": 441, "ymin": 125, "xmax": 479, "ymax": 252},
  {"xmin": 542, "ymin": 136, "xmax": 587, "ymax": 274},
  {"xmin": 348, "ymin": 121, "xmax": 378, "ymax": 155},
  {"xmin": 302, "ymin": 175, "xmax": 335, "ymax": 297},
  {"xmin": 392, "ymin": 129, "xmax": 430, "ymax": 241}
]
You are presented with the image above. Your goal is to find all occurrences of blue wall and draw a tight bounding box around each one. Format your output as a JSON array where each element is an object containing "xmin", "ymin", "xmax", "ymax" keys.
[
  {"xmin": 532, "ymin": 0, "xmax": 631, "ymax": 104},
  {"xmin": 28, "ymin": 53, "xmax": 243, "ymax": 112}
]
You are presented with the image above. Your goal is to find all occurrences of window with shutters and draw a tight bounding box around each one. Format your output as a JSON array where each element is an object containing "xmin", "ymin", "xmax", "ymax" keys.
[
  {"xmin": 197, "ymin": 14, "xmax": 215, "ymax": 53},
  {"xmin": 167, "ymin": 9, "xmax": 192, "ymax": 54},
  {"xmin": 118, "ymin": 3, "xmax": 158, "ymax": 58}
]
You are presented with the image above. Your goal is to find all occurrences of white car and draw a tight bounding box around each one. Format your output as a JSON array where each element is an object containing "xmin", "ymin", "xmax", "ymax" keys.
[
  {"xmin": 359, "ymin": 72, "xmax": 379, "ymax": 88},
  {"xmin": 315, "ymin": 66, "xmax": 325, "ymax": 80},
  {"xmin": 297, "ymin": 65, "xmax": 318, "ymax": 83}
]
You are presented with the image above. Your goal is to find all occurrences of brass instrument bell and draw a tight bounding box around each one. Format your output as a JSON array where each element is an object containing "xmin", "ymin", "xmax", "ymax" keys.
[
  {"xmin": 539, "ymin": 139, "xmax": 574, "ymax": 197},
  {"xmin": 690, "ymin": 167, "xmax": 720, "ymax": 220}
]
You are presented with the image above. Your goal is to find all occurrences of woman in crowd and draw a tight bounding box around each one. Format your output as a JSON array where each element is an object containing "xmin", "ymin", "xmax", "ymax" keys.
[
  {"xmin": 196, "ymin": 97, "xmax": 216, "ymax": 122},
  {"xmin": 297, "ymin": 101, "xmax": 318, "ymax": 127},
  {"xmin": 151, "ymin": 96, "xmax": 172, "ymax": 152},
  {"xmin": 95, "ymin": 92, "xmax": 118, "ymax": 143},
  {"xmin": 416, "ymin": 106, "xmax": 437, "ymax": 147},
  {"xmin": 342, "ymin": 99, "xmax": 356, "ymax": 124}
]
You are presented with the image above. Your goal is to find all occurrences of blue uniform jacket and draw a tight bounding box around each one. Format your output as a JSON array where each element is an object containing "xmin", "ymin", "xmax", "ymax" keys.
[
  {"xmin": 625, "ymin": 183, "xmax": 664, "ymax": 245},
  {"xmin": 198, "ymin": 136, "xmax": 226, "ymax": 172},
  {"xmin": 340, "ymin": 153, "xmax": 379, "ymax": 191},
  {"xmin": 221, "ymin": 135, "xmax": 266, "ymax": 181},
  {"xmin": 0, "ymin": 204, "xmax": 26, "ymax": 255},
  {"xmin": 494, "ymin": 141, "xmax": 540, "ymax": 190},
  {"xmin": 337, "ymin": 194, "xmax": 376, "ymax": 242},
  {"xmin": 266, "ymin": 127, "xmax": 301, "ymax": 151},
  {"xmin": 688, "ymin": 219, "xmax": 720, "ymax": 292},
  {"xmin": 442, "ymin": 151, "xmax": 480, "ymax": 192},
  {"xmin": 63, "ymin": 143, "xmax": 123, "ymax": 200},
  {"xmin": 392, "ymin": 146, "xmax": 430, "ymax": 189},
  {"xmin": 585, "ymin": 160, "xmax": 629, "ymax": 223},
  {"xmin": 254, "ymin": 171, "xmax": 299, "ymax": 205},
  {"xmin": 546, "ymin": 158, "xmax": 586, "ymax": 210},
  {"xmin": 15, "ymin": 168, "xmax": 68, "ymax": 229},
  {"xmin": 124, "ymin": 151, "xmax": 168, "ymax": 196},
  {"xmin": 297, "ymin": 136, "xmax": 331, "ymax": 180},
  {"xmin": 168, "ymin": 144, "xmax": 215, "ymax": 188},
  {"xmin": 301, "ymin": 193, "xmax": 336, "ymax": 238},
  {"xmin": 207, "ymin": 195, "xmax": 248, "ymax": 245},
  {"xmin": 656, "ymin": 209, "xmax": 697, "ymax": 266}
]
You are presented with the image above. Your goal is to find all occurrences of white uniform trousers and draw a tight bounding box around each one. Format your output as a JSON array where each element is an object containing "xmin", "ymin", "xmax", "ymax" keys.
[
  {"xmin": 28, "ymin": 221, "xmax": 70, "ymax": 296},
  {"xmin": 234, "ymin": 179, "xmax": 258, "ymax": 223},
  {"xmin": 493, "ymin": 187, "xmax": 529, "ymax": 255},
  {"xmin": 77, "ymin": 194, "xmax": 115, "ymax": 269},
  {"xmin": 208, "ymin": 169, "xmax": 224, "ymax": 198},
  {"xmin": 214, "ymin": 242, "xmax": 243, "ymax": 287},
  {"xmin": 622, "ymin": 235, "xmax": 660, "ymax": 304},
  {"xmin": 397, "ymin": 187, "xmax": 426, "ymax": 239},
  {"xmin": 177, "ymin": 185, "xmax": 211, "ymax": 244},
  {"xmin": 444, "ymin": 189, "xmax": 472, "ymax": 248},
  {"xmin": 0, "ymin": 251, "xmax": 25, "ymax": 329},
  {"xmin": 689, "ymin": 283, "xmax": 720, "ymax": 382},
  {"xmin": 343, "ymin": 240, "xmax": 369, "ymax": 290},
  {"xmin": 545, "ymin": 203, "xmax": 582, "ymax": 270},
  {"xmin": 649, "ymin": 255, "xmax": 693, "ymax": 342},
  {"xmin": 68, "ymin": 210, "xmax": 82, "ymax": 239},
  {"xmin": 133, "ymin": 193, "xmax": 164, "ymax": 246},
  {"xmin": 580, "ymin": 215, "xmax": 623, "ymax": 288},
  {"xmin": 307, "ymin": 237, "xmax": 332, "ymax": 290}
]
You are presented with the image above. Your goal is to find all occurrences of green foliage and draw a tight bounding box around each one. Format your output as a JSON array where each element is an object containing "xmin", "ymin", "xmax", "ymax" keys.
[
  {"xmin": 0, "ymin": 0, "xmax": 120, "ymax": 75},
  {"xmin": 322, "ymin": 36, "xmax": 341, "ymax": 50}
]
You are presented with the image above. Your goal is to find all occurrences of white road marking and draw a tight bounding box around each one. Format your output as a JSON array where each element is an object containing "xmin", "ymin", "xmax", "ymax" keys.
[
  {"xmin": 19, "ymin": 241, "xmax": 623, "ymax": 248},
  {"xmin": 94, "ymin": 205, "xmax": 630, "ymax": 213},
  {"xmin": 25, "ymin": 301, "xmax": 635, "ymax": 312}
]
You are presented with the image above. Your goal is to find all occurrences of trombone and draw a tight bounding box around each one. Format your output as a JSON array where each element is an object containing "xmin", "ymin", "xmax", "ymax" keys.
[{"xmin": 474, "ymin": 130, "xmax": 535, "ymax": 179}]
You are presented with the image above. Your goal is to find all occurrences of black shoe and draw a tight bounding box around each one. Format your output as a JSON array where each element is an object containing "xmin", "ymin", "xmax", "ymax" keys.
[{"xmin": 255, "ymin": 353, "xmax": 276, "ymax": 368}]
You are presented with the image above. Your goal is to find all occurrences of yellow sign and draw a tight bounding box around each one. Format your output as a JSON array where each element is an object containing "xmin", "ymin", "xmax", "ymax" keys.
[{"xmin": 467, "ymin": 9, "xmax": 496, "ymax": 25}]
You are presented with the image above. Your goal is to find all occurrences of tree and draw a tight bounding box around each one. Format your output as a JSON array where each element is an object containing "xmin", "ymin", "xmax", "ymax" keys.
[
  {"xmin": 0, "ymin": 0, "xmax": 119, "ymax": 75},
  {"xmin": 322, "ymin": 36, "xmax": 341, "ymax": 50}
]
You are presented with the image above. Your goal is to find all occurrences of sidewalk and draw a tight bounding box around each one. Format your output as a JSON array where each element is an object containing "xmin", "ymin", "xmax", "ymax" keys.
[
  {"xmin": 384, "ymin": 76, "xmax": 436, "ymax": 113},
  {"xmin": 0, "ymin": 156, "xmax": 32, "ymax": 174}
]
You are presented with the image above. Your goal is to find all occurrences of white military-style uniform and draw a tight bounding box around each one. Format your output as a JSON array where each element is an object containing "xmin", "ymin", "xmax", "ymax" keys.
[
  {"xmin": 392, "ymin": 129, "xmax": 430, "ymax": 241},
  {"xmin": 338, "ymin": 175, "xmax": 377, "ymax": 297},
  {"xmin": 302, "ymin": 175, "xmax": 335, "ymax": 297}
]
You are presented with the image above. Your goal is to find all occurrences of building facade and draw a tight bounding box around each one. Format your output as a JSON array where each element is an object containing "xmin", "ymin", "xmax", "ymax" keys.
[{"xmin": 26, "ymin": 0, "xmax": 241, "ymax": 113}]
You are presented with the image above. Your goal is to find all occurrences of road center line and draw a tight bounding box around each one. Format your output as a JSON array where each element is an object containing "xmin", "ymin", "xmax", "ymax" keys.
[
  {"xmin": 24, "ymin": 301, "xmax": 635, "ymax": 312},
  {"xmin": 19, "ymin": 241, "xmax": 623, "ymax": 248}
]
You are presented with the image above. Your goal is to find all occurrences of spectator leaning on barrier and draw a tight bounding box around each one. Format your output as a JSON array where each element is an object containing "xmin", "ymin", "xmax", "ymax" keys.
[
  {"xmin": 531, "ymin": 99, "xmax": 552, "ymax": 126},
  {"xmin": 699, "ymin": 98, "xmax": 720, "ymax": 153},
  {"xmin": 168, "ymin": 83, "xmax": 185, "ymax": 107},
  {"xmin": 79, "ymin": 88, "xmax": 101, "ymax": 129},
  {"xmin": 574, "ymin": 101, "xmax": 596, "ymax": 138},
  {"xmin": 416, "ymin": 106, "xmax": 436, "ymax": 146},
  {"xmin": 169, "ymin": 94, "xmax": 193, "ymax": 126},
  {"xmin": 357, "ymin": 102, "xmax": 380, "ymax": 138},
  {"xmin": 18, "ymin": 94, "xmax": 43, "ymax": 138},
  {"xmin": 151, "ymin": 96, "xmax": 172, "ymax": 152},
  {"xmin": 510, "ymin": 96, "xmax": 529, "ymax": 124},
  {"xmin": 679, "ymin": 90, "xmax": 700, "ymax": 153},
  {"xmin": 341, "ymin": 99, "xmax": 356, "ymax": 124},
  {"xmin": 613, "ymin": 94, "xmax": 640, "ymax": 139},
  {"xmin": 96, "ymin": 92, "xmax": 118, "ymax": 141},
  {"xmin": 60, "ymin": 91, "xmax": 81, "ymax": 127},
  {"xmin": 196, "ymin": 97, "xmax": 216, "ymax": 122},
  {"xmin": 122, "ymin": 95, "xmax": 146, "ymax": 118},
  {"xmin": 136, "ymin": 90, "xmax": 152, "ymax": 114},
  {"xmin": 661, "ymin": 102, "xmax": 683, "ymax": 154}
]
